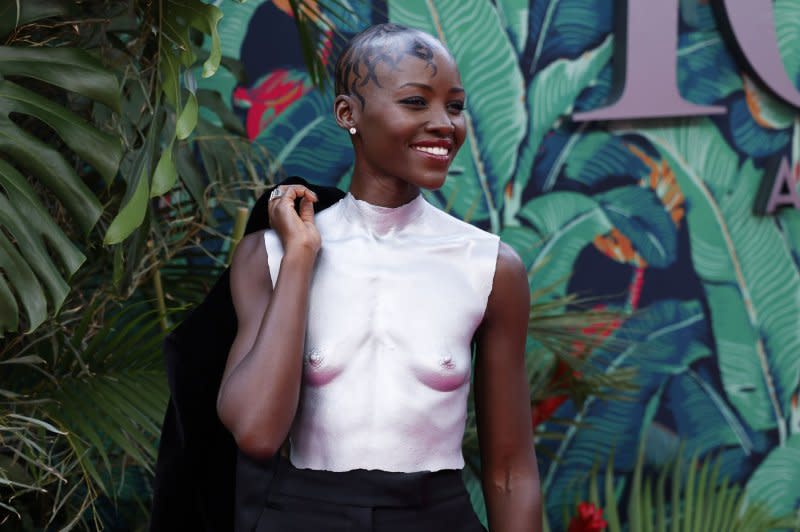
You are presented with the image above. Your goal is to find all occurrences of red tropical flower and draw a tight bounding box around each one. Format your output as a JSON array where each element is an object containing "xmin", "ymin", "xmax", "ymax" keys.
[
  {"xmin": 233, "ymin": 69, "xmax": 310, "ymax": 139},
  {"xmin": 567, "ymin": 502, "xmax": 608, "ymax": 532},
  {"xmin": 531, "ymin": 305, "xmax": 624, "ymax": 428}
]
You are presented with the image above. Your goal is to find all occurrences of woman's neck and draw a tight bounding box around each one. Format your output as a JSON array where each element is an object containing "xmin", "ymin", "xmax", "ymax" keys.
[{"xmin": 348, "ymin": 172, "xmax": 421, "ymax": 208}]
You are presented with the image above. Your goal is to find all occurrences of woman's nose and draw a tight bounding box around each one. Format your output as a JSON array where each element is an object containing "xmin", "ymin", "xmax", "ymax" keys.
[{"xmin": 424, "ymin": 107, "xmax": 456, "ymax": 135}]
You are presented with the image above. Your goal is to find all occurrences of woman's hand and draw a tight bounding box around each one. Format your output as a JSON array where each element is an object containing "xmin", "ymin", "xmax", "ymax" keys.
[{"xmin": 268, "ymin": 184, "xmax": 320, "ymax": 257}]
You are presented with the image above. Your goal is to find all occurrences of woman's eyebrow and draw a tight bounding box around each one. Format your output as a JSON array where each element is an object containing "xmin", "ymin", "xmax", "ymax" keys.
[{"xmin": 398, "ymin": 82, "xmax": 465, "ymax": 94}]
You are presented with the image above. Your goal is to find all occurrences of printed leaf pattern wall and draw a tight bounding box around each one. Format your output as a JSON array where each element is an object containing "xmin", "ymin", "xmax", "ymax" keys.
[{"xmin": 204, "ymin": 0, "xmax": 800, "ymax": 529}]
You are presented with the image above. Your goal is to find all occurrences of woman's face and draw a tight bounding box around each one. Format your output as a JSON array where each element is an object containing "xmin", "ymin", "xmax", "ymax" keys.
[{"xmin": 339, "ymin": 38, "xmax": 467, "ymax": 192}]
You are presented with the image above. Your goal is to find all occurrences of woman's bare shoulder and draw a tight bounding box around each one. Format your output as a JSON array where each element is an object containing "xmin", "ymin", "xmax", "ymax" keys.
[
  {"xmin": 485, "ymin": 241, "xmax": 528, "ymax": 321},
  {"xmin": 495, "ymin": 241, "xmax": 526, "ymax": 280}
]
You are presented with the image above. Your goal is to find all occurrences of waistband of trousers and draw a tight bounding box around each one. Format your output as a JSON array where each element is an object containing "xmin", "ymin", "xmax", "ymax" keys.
[{"xmin": 270, "ymin": 459, "xmax": 469, "ymax": 508}]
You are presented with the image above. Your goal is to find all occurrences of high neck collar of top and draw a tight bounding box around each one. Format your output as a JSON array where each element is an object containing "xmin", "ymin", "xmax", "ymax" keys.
[{"xmin": 341, "ymin": 192, "xmax": 427, "ymax": 237}]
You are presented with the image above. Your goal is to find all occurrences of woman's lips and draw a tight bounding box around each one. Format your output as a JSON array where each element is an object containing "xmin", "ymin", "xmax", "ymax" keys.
[{"xmin": 411, "ymin": 141, "xmax": 453, "ymax": 162}]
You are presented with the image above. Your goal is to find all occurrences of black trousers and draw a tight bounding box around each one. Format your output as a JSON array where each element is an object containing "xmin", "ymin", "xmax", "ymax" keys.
[{"xmin": 252, "ymin": 459, "xmax": 487, "ymax": 532}]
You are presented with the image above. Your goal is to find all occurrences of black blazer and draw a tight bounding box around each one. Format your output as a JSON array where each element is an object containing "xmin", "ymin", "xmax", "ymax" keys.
[{"xmin": 149, "ymin": 177, "xmax": 346, "ymax": 532}]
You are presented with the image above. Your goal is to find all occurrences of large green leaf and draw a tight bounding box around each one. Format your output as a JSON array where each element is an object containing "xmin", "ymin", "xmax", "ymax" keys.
[
  {"xmin": 518, "ymin": 192, "xmax": 612, "ymax": 299},
  {"xmin": 494, "ymin": 0, "xmax": 528, "ymax": 53},
  {"xmin": 636, "ymin": 119, "xmax": 800, "ymax": 441},
  {"xmin": 776, "ymin": 0, "xmax": 800, "ymax": 87},
  {"xmin": 665, "ymin": 370, "xmax": 754, "ymax": 457},
  {"xmin": 595, "ymin": 186, "xmax": 678, "ymax": 269},
  {"xmin": 390, "ymin": 0, "xmax": 526, "ymax": 230},
  {"xmin": 0, "ymin": 0, "xmax": 69, "ymax": 39},
  {"xmin": 677, "ymin": 31, "xmax": 741, "ymax": 107},
  {"xmin": 0, "ymin": 47, "xmax": 120, "ymax": 117},
  {"xmin": 506, "ymin": 35, "xmax": 612, "ymax": 224},
  {"xmin": 217, "ymin": 0, "xmax": 270, "ymax": 60},
  {"xmin": 744, "ymin": 433, "xmax": 800, "ymax": 519},
  {"xmin": 564, "ymin": 131, "xmax": 648, "ymax": 187},
  {"xmin": 0, "ymin": 161, "xmax": 84, "ymax": 334},
  {"xmin": 0, "ymin": 48, "xmax": 121, "ymax": 337},
  {"xmin": 104, "ymin": 0, "xmax": 225, "ymax": 245},
  {"xmin": 779, "ymin": 207, "xmax": 800, "ymax": 274}
]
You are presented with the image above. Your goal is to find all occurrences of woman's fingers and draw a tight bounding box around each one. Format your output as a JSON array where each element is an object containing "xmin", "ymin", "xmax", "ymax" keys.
[
  {"xmin": 270, "ymin": 185, "xmax": 317, "ymax": 203},
  {"xmin": 267, "ymin": 185, "xmax": 321, "ymax": 252},
  {"xmin": 298, "ymin": 194, "xmax": 316, "ymax": 223}
]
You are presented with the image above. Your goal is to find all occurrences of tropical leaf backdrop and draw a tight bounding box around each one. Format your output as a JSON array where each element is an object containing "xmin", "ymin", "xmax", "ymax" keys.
[{"xmin": 202, "ymin": 0, "xmax": 800, "ymax": 530}]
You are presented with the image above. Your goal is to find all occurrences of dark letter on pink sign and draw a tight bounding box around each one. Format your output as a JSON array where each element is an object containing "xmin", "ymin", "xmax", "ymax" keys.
[
  {"xmin": 721, "ymin": 0, "xmax": 800, "ymax": 108},
  {"xmin": 574, "ymin": 0, "xmax": 726, "ymax": 121}
]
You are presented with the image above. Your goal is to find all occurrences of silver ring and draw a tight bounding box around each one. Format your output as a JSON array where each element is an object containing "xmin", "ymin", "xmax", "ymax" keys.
[{"xmin": 269, "ymin": 187, "xmax": 284, "ymax": 200}]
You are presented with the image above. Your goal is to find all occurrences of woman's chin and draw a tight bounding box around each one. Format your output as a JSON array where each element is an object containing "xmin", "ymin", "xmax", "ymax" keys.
[{"xmin": 413, "ymin": 173, "xmax": 448, "ymax": 191}]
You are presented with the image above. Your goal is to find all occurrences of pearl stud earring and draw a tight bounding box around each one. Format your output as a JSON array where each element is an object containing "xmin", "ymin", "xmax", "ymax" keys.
[{"xmin": 349, "ymin": 127, "xmax": 357, "ymax": 135}]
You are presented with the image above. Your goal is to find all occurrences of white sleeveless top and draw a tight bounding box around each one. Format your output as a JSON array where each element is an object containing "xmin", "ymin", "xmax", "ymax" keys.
[{"xmin": 263, "ymin": 192, "xmax": 499, "ymax": 472}]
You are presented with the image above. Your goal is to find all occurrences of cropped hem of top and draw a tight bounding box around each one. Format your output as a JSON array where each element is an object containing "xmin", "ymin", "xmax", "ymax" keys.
[{"xmin": 263, "ymin": 192, "xmax": 500, "ymax": 473}]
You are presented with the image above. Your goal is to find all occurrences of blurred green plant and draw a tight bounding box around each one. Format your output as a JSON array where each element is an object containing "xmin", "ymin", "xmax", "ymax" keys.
[
  {"xmin": 577, "ymin": 445, "xmax": 800, "ymax": 532},
  {"xmin": 0, "ymin": 0, "xmax": 355, "ymax": 528}
]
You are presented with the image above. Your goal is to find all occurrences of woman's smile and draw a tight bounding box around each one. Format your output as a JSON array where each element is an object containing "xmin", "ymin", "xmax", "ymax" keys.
[{"xmin": 410, "ymin": 139, "xmax": 453, "ymax": 162}]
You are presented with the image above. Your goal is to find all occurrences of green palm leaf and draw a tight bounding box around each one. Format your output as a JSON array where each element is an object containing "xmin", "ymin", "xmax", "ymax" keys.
[
  {"xmin": 666, "ymin": 369, "xmax": 754, "ymax": 457},
  {"xmin": 0, "ymin": 48, "xmax": 122, "ymax": 337},
  {"xmin": 494, "ymin": 0, "xmax": 528, "ymax": 53},
  {"xmin": 43, "ymin": 304, "xmax": 169, "ymax": 491},
  {"xmin": 636, "ymin": 119, "xmax": 800, "ymax": 442},
  {"xmin": 505, "ymin": 35, "xmax": 612, "ymax": 223},
  {"xmin": 597, "ymin": 445, "xmax": 800, "ymax": 532},
  {"xmin": 390, "ymin": 0, "xmax": 526, "ymax": 230},
  {"xmin": 744, "ymin": 433, "xmax": 800, "ymax": 522},
  {"xmin": 780, "ymin": 208, "xmax": 800, "ymax": 277},
  {"xmin": 517, "ymin": 191, "xmax": 612, "ymax": 299}
]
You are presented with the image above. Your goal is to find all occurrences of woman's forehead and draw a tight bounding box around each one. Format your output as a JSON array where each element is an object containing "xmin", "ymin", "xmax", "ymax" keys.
[{"xmin": 341, "ymin": 34, "xmax": 458, "ymax": 103}]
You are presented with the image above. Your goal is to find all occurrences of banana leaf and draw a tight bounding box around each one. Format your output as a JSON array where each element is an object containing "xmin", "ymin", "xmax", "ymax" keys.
[
  {"xmin": 506, "ymin": 35, "xmax": 612, "ymax": 222},
  {"xmin": 525, "ymin": 0, "xmax": 613, "ymax": 77},
  {"xmin": 636, "ymin": 119, "xmax": 800, "ymax": 441},
  {"xmin": 518, "ymin": 191, "xmax": 612, "ymax": 300},
  {"xmin": 744, "ymin": 433, "xmax": 800, "ymax": 521},
  {"xmin": 494, "ymin": 0, "xmax": 528, "ymax": 53}
]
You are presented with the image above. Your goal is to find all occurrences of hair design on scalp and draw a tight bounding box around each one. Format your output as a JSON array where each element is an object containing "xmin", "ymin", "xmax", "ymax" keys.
[{"xmin": 335, "ymin": 23, "xmax": 439, "ymax": 108}]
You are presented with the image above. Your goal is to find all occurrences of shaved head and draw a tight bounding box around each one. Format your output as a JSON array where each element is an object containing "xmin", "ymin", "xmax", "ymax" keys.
[{"xmin": 334, "ymin": 23, "xmax": 450, "ymax": 108}]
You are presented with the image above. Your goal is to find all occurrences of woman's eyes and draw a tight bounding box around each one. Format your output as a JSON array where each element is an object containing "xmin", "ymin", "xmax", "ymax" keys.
[
  {"xmin": 448, "ymin": 101, "xmax": 465, "ymax": 112},
  {"xmin": 401, "ymin": 96, "xmax": 427, "ymax": 106},
  {"xmin": 400, "ymin": 97, "xmax": 466, "ymax": 113}
]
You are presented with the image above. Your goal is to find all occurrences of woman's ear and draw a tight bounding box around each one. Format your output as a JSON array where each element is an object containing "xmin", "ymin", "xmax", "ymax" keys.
[{"xmin": 334, "ymin": 94, "xmax": 357, "ymax": 132}]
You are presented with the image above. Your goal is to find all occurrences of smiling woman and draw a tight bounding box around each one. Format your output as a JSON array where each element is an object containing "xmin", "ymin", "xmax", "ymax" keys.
[
  {"xmin": 333, "ymin": 23, "xmax": 467, "ymax": 200},
  {"xmin": 215, "ymin": 23, "xmax": 541, "ymax": 532}
]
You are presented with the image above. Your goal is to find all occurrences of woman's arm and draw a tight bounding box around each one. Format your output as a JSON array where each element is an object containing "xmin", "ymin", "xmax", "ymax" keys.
[
  {"xmin": 474, "ymin": 242, "xmax": 542, "ymax": 532},
  {"xmin": 216, "ymin": 185, "xmax": 319, "ymax": 460}
]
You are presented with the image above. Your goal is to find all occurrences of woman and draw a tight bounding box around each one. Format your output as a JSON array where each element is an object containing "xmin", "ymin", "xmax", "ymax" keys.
[{"xmin": 216, "ymin": 23, "xmax": 541, "ymax": 532}]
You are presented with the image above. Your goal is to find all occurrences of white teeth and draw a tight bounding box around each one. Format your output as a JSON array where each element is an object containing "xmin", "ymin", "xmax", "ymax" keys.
[{"xmin": 414, "ymin": 146, "xmax": 449, "ymax": 156}]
